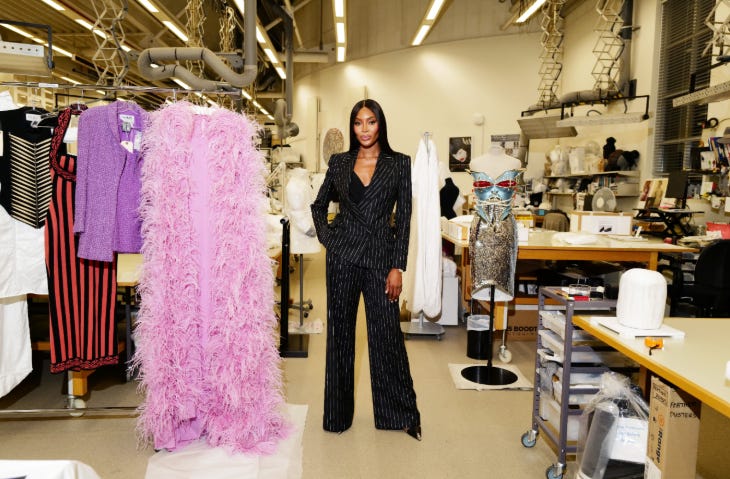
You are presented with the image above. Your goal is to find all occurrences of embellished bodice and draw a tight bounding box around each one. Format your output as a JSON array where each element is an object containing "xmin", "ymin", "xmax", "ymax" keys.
[{"xmin": 470, "ymin": 169, "xmax": 521, "ymax": 222}]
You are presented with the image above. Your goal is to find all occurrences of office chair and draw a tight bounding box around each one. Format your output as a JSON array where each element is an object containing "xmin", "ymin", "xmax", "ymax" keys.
[{"xmin": 670, "ymin": 239, "xmax": 730, "ymax": 317}]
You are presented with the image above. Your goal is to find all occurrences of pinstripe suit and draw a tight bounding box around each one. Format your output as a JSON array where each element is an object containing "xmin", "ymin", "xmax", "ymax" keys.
[{"xmin": 311, "ymin": 150, "xmax": 420, "ymax": 432}]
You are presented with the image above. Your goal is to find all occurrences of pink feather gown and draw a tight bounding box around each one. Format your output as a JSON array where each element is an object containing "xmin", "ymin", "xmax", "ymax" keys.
[{"xmin": 133, "ymin": 102, "xmax": 289, "ymax": 453}]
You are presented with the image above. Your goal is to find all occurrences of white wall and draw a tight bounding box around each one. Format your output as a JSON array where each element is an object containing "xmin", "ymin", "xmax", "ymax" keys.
[{"xmin": 291, "ymin": 32, "xmax": 542, "ymax": 194}]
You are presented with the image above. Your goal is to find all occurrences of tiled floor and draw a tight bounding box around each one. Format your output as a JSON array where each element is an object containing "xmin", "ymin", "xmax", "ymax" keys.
[{"xmin": 1, "ymin": 250, "xmax": 728, "ymax": 478}]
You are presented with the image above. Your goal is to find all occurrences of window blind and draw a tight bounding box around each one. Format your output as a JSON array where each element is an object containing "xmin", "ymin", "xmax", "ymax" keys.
[{"xmin": 654, "ymin": 0, "xmax": 714, "ymax": 174}]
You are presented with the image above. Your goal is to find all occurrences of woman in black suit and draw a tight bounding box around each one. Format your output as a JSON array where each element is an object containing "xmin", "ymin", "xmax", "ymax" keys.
[{"xmin": 311, "ymin": 99, "xmax": 421, "ymax": 440}]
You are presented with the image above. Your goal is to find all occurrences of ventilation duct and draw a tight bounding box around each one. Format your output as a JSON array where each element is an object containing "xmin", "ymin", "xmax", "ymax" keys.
[{"xmin": 137, "ymin": 0, "xmax": 257, "ymax": 90}]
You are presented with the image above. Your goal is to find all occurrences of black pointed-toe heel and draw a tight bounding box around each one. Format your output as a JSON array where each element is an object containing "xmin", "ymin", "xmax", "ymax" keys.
[{"xmin": 404, "ymin": 424, "xmax": 422, "ymax": 441}]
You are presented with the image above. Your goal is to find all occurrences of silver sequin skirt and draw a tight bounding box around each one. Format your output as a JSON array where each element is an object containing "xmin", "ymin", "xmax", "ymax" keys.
[{"xmin": 469, "ymin": 211, "xmax": 518, "ymax": 302}]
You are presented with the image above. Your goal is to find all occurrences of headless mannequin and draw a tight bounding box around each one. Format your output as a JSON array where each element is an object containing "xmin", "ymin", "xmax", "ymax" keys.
[
  {"xmin": 470, "ymin": 145, "xmax": 521, "ymax": 178},
  {"xmin": 469, "ymin": 145, "xmax": 521, "ymax": 302},
  {"xmin": 285, "ymin": 168, "xmax": 321, "ymax": 254}
]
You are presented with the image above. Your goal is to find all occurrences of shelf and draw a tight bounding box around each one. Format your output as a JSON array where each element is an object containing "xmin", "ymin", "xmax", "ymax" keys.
[
  {"xmin": 672, "ymin": 80, "xmax": 730, "ymax": 107},
  {"xmin": 545, "ymin": 170, "xmax": 639, "ymax": 179}
]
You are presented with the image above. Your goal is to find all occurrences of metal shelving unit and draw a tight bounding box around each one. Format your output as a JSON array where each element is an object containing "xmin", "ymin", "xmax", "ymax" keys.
[{"xmin": 521, "ymin": 287, "xmax": 617, "ymax": 479}]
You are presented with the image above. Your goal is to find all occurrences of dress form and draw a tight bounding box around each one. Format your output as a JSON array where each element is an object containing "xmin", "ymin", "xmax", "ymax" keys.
[
  {"xmin": 285, "ymin": 168, "xmax": 320, "ymax": 254},
  {"xmin": 470, "ymin": 145, "xmax": 521, "ymax": 178}
]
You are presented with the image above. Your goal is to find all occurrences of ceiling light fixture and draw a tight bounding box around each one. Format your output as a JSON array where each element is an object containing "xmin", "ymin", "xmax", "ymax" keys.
[
  {"xmin": 232, "ymin": 0, "xmax": 244, "ymax": 15},
  {"xmin": 162, "ymin": 21, "xmax": 189, "ymax": 42},
  {"xmin": 1, "ymin": 24, "xmax": 35, "ymax": 38},
  {"xmin": 172, "ymin": 78, "xmax": 192, "ymax": 90},
  {"xmin": 40, "ymin": 0, "xmax": 65, "ymax": 11},
  {"xmin": 264, "ymin": 48, "xmax": 279, "ymax": 65},
  {"xmin": 332, "ymin": 0, "xmax": 347, "ymax": 62},
  {"xmin": 137, "ymin": 0, "xmax": 159, "ymax": 14},
  {"xmin": 411, "ymin": 0, "xmax": 446, "ymax": 46},
  {"xmin": 516, "ymin": 0, "xmax": 547, "ymax": 24}
]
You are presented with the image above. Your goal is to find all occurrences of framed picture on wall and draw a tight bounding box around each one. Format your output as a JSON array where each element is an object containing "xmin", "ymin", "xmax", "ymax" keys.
[{"xmin": 449, "ymin": 136, "xmax": 471, "ymax": 172}]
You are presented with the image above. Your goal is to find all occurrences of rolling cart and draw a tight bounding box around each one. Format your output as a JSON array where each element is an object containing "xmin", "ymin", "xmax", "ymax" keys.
[{"xmin": 520, "ymin": 286, "xmax": 616, "ymax": 479}]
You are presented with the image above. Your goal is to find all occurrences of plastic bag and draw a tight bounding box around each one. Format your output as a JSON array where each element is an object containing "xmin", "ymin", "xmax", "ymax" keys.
[{"xmin": 575, "ymin": 372, "xmax": 649, "ymax": 479}]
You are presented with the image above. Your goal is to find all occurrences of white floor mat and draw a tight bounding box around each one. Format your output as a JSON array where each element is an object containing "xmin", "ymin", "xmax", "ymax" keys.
[
  {"xmin": 448, "ymin": 363, "xmax": 533, "ymax": 391},
  {"xmin": 288, "ymin": 317, "xmax": 323, "ymax": 334},
  {"xmin": 144, "ymin": 404, "xmax": 308, "ymax": 479}
]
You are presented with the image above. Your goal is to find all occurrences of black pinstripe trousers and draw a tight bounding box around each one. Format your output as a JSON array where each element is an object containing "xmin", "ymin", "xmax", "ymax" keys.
[{"xmin": 323, "ymin": 251, "xmax": 420, "ymax": 432}]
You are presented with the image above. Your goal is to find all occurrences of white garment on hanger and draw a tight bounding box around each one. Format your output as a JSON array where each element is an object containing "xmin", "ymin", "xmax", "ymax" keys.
[
  {"xmin": 0, "ymin": 205, "xmax": 48, "ymax": 398},
  {"xmin": 406, "ymin": 136, "xmax": 442, "ymax": 318},
  {"xmin": 285, "ymin": 168, "xmax": 321, "ymax": 255}
]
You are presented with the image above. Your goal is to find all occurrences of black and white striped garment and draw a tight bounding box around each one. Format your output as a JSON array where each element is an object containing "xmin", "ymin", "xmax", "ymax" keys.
[
  {"xmin": 0, "ymin": 107, "xmax": 54, "ymax": 228},
  {"xmin": 9, "ymin": 134, "xmax": 53, "ymax": 228}
]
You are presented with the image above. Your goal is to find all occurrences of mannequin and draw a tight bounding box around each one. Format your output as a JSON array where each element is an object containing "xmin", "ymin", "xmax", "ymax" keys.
[
  {"xmin": 285, "ymin": 168, "xmax": 321, "ymax": 255},
  {"xmin": 468, "ymin": 145, "xmax": 522, "ymax": 302}
]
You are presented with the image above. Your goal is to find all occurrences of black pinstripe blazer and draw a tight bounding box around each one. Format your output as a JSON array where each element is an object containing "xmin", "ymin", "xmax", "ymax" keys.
[{"xmin": 311, "ymin": 150, "xmax": 412, "ymax": 271}]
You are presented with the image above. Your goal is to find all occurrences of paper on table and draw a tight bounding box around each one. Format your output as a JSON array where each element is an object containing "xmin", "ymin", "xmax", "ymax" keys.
[{"xmin": 588, "ymin": 316, "xmax": 685, "ymax": 338}]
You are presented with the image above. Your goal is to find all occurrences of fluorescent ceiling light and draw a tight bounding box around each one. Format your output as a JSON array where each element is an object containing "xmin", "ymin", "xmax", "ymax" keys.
[
  {"xmin": 260, "ymin": 107, "xmax": 269, "ymax": 115},
  {"xmin": 137, "ymin": 0, "xmax": 159, "ymax": 13},
  {"xmin": 59, "ymin": 75, "xmax": 80, "ymax": 85},
  {"xmin": 264, "ymin": 48, "xmax": 279, "ymax": 64},
  {"xmin": 336, "ymin": 22, "xmax": 345, "ymax": 43},
  {"xmin": 172, "ymin": 78, "xmax": 191, "ymax": 89},
  {"xmin": 275, "ymin": 66, "xmax": 286, "ymax": 79},
  {"xmin": 516, "ymin": 0, "xmax": 547, "ymax": 24},
  {"xmin": 1, "ymin": 24, "xmax": 34, "ymax": 38},
  {"xmin": 162, "ymin": 20, "xmax": 189, "ymax": 42},
  {"xmin": 41, "ymin": 0, "xmax": 66, "ymax": 11},
  {"xmin": 241, "ymin": 89, "xmax": 252, "ymax": 100},
  {"xmin": 412, "ymin": 25, "xmax": 430, "ymax": 46},
  {"xmin": 253, "ymin": 100, "xmax": 261, "ymax": 108},
  {"xmin": 206, "ymin": 98, "xmax": 217, "ymax": 107},
  {"xmin": 426, "ymin": 0, "xmax": 444, "ymax": 21},
  {"xmin": 120, "ymin": 44, "xmax": 132, "ymax": 52},
  {"xmin": 51, "ymin": 44, "xmax": 74, "ymax": 58},
  {"xmin": 266, "ymin": 114, "xmax": 274, "ymax": 121},
  {"xmin": 75, "ymin": 18, "xmax": 94, "ymax": 30},
  {"xmin": 334, "ymin": 0, "xmax": 344, "ymax": 18},
  {"xmin": 232, "ymin": 0, "xmax": 244, "ymax": 15},
  {"xmin": 337, "ymin": 46, "xmax": 345, "ymax": 62},
  {"xmin": 256, "ymin": 27, "xmax": 265, "ymax": 43}
]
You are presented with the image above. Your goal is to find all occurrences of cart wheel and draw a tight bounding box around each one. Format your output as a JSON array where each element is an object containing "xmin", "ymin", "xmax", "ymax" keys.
[
  {"xmin": 521, "ymin": 431, "xmax": 537, "ymax": 448},
  {"xmin": 499, "ymin": 347, "xmax": 512, "ymax": 363},
  {"xmin": 437, "ymin": 334, "xmax": 443, "ymax": 341},
  {"xmin": 68, "ymin": 397, "xmax": 86, "ymax": 417},
  {"xmin": 304, "ymin": 312, "xmax": 309, "ymax": 318},
  {"xmin": 546, "ymin": 464, "xmax": 563, "ymax": 479}
]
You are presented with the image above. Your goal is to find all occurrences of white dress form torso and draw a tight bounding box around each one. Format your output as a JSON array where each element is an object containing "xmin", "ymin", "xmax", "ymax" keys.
[{"xmin": 470, "ymin": 145, "xmax": 521, "ymax": 178}]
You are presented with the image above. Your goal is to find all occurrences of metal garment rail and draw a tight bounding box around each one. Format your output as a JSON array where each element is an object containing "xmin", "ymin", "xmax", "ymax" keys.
[{"xmin": 0, "ymin": 80, "xmax": 245, "ymax": 96}]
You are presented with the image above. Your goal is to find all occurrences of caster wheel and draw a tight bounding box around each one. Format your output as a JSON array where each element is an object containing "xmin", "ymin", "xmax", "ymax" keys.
[
  {"xmin": 521, "ymin": 431, "xmax": 537, "ymax": 448},
  {"xmin": 546, "ymin": 464, "xmax": 563, "ymax": 479},
  {"xmin": 437, "ymin": 334, "xmax": 443, "ymax": 341},
  {"xmin": 304, "ymin": 312, "xmax": 309, "ymax": 318},
  {"xmin": 68, "ymin": 398, "xmax": 86, "ymax": 417},
  {"xmin": 499, "ymin": 348, "xmax": 512, "ymax": 363}
]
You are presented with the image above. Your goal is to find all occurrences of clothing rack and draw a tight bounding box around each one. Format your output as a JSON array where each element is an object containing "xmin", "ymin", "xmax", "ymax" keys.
[
  {"xmin": 0, "ymin": 80, "xmax": 244, "ymax": 96},
  {"xmin": 401, "ymin": 132, "xmax": 445, "ymax": 341},
  {"xmin": 278, "ymin": 218, "xmax": 309, "ymax": 358}
]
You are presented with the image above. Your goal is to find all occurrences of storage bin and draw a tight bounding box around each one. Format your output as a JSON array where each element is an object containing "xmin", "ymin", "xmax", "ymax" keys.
[
  {"xmin": 466, "ymin": 315, "xmax": 490, "ymax": 359},
  {"xmin": 541, "ymin": 396, "xmax": 580, "ymax": 442}
]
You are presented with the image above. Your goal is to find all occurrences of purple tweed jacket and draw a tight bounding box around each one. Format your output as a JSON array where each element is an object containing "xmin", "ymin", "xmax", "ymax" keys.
[{"xmin": 74, "ymin": 100, "xmax": 146, "ymax": 262}]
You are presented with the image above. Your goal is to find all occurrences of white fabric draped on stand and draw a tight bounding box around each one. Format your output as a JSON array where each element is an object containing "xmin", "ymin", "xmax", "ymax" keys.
[{"xmin": 405, "ymin": 135, "xmax": 442, "ymax": 318}]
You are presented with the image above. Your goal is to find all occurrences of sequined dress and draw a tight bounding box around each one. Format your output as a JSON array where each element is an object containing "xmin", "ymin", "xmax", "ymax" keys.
[{"xmin": 469, "ymin": 169, "xmax": 521, "ymax": 302}]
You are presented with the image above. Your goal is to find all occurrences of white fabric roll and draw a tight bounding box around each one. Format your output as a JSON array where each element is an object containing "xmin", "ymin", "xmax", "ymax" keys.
[{"xmin": 616, "ymin": 268, "xmax": 667, "ymax": 330}]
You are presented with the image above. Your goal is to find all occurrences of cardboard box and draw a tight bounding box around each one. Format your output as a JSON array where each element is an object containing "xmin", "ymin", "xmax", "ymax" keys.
[
  {"xmin": 570, "ymin": 211, "xmax": 633, "ymax": 235},
  {"xmin": 645, "ymin": 376, "xmax": 701, "ymax": 479},
  {"xmin": 504, "ymin": 304, "xmax": 538, "ymax": 341}
]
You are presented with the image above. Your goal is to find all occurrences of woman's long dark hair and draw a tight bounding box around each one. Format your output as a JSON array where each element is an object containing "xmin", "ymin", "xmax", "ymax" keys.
[{"xmin": 347, "ymin": 99, "xmax": 394, "ymax": 154}]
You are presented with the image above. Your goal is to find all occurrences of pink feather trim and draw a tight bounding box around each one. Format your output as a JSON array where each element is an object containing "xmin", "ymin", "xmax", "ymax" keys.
[{"xmin": 132, "ymin": 102, "xmax": 290, "ymax": 453}]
